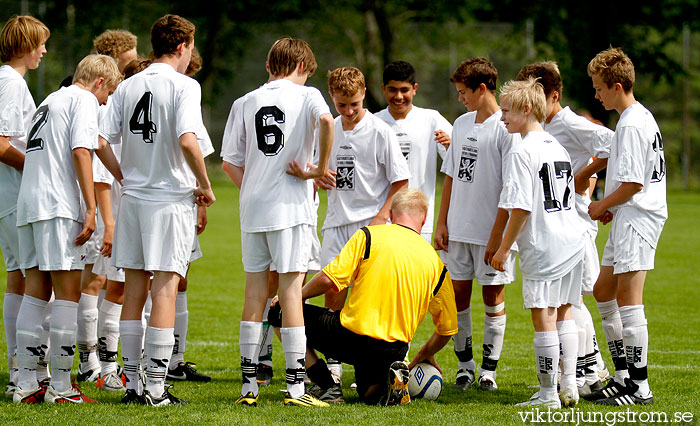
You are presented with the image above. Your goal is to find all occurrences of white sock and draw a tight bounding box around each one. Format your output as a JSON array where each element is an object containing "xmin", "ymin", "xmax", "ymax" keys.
[
  {"xmin": 36, "ymin": 296, "xmax": 52, "ymax": 382},
  {"xmin": 281, "ymin": 326, "xmax": 306, "ymax": 399},
  {"xmin": 580, "ymin": 303, "xmax": 601, "ymax": 385},
  {"xmin": 144, "ymin": 326, "xmax": 175, "ymax": 397},
  {"xmin": 49, "ymin": 300, "xmax": 78, "ymax": 393},
  {"xmin": 170, "ymin": 291, "xmax": 188, "ymax": 368},
  {"xmin": 120, "ymin": 320, "xmax": 145, "ymax": 392},
  {"xmin": 258, "ymin": 298, "xmax": 274, "ymax": 368},
  {"xmin": 453, "ymin": 307, "xmax": 475, "ymax": 371},
  {"xmin": 239, "ymin": 321, "xmax": 262, "ymax": 396},
  {"xmin": 77, "ymin": 293, "xmax": 100, "ymax": 373},
  {"xmin": 571, "ymin": 304, "xmax": 588, "ymax": 387},
  {"xmin": 3, "ymin": 293, "xmax": 22, "ymax": 384},
  {"xmin": 620, "ymin": 305, "xmax": 650, "ymax": 396},
  {"xmin": 597, "ymin": 300, "xmax": 628, "ymax": 385},
  {"xmin": 16, "ymin": 295, "xmax": 46, "ymax": 391},
  {"xmin": 481, "ymin": 314, "xmax": 506, "ymax": 377},
  {"xmin": 98, "ymin": 300, "xmax": 122, "ymax": 375},
  {"xmin": 557, "ymin": 320, "xmax": 578, "ymax": 390},
  {"xmin": 534, "ymin": 331, "xmax": 559, "ymax": 401}
]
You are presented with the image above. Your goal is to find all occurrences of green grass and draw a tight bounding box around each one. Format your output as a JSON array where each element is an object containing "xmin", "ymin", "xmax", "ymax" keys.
[{"xmin": 1, "ymin": 179, "xmax": 699, "ymax": 425}]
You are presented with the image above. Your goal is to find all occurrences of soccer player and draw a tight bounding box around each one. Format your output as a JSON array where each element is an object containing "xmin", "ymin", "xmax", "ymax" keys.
[
  {"xmin": 586, "ymin": 48, "xmax": 667, "ymax": 406},
  {"xmin": 434, "ymin": 57, "xmax": 517, "ymax": 391},
  {"xmin": 516, "ymin": 62, "xmax": 613, "ymax": 397},
  {"xmin": 0, "ymin": 14, "xmax": 50, "ymax": 398},
  {"xmin": 14, "ymin": 54, "xmax": 122, "ymax": 404},
  {"xmin": 101, "ymin": 14, "xmax": 215, "ymax": 406},
  {"xmin": 221, "ymin": 37, "xmax": 333, "ymax": 407},
  {"xmin": 375, "ymin": 60, "xmax": 452, "ymax": 243},
  {"xmin": 491, "ymin": 77, "xmax": 584, "ymax": 408}
]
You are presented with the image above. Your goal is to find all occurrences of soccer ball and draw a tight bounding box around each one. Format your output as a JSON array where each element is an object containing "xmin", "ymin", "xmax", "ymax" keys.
[{"xmin": 407, "ymin": 362, "xmax": 443, "ymax": 400}]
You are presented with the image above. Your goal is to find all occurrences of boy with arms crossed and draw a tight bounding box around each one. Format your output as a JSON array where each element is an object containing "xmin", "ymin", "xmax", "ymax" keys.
[
  {"xmin": 492, "ymin": 78, "xmax": 584, "ymax": 408},
  {"xmin": 375, "ymin": 60, "xmax": 452, "ymax": 243},
  {"xmin": 586, "ymin": 48, "xmax": 666, "ymax": 406},
  {"xmin": 101, "ymin": 14, "xmax": 215, "ymax": 406},
  {"xmin": 0, "ymin": 14, "xmax": 50, "ymax": 397},
  {"xmin": 221, "ymin": 37, "xmax": 333, "ymax": 407},
  {"xmin": 14, "ymin": 54, "xmax": 122, "ymax": 404},
  {"xmin": 434, "ymin": 58, "xmax": 516, "ymax": 391}
]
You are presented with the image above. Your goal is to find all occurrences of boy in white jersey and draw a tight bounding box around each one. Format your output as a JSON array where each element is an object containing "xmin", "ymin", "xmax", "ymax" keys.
[
  {"xmin": 221, "ymin": 37, "xmax": 333, "ymax": 407},
  {"xmin": 516, "ymin": 62, "xmax": 613, "ymax": 397},
  {"xmin": 375, "ymin": 61, "xmax": 452, "ymax": 243},
  {"xmin": 492, "ymin": 78, "xmax": 584, "ymax": 408},
  {"xmin": 100, "ymin": 14, "xmax": 215, "ymax": 406},
  {"xmin": 586, "ymin": 48, "xmax": 666, "ymax": 406},
  {"xmin": 434, "ymin": 58, "xmax": 516, "ymax": 392},
  {"xmin": 14, "ymin": 54, "xmax": 122, "ymax": 404},
  {"xmin": 0, "ymin": 15, "xmax": 50, "ymax": 398}
]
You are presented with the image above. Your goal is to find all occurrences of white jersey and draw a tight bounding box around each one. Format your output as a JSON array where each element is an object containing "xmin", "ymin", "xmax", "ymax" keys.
[
  {"xmin": 605, "ymin": 103, "xmax": 667, "ymax": 247},
  {"xmin": 221, "ymin": 79, "xmax": 331, "ymax": 232},
  {"xmin": 322, "ymin": 111, "xmax": 410, "ymax": 230},
  {"xmin": 442, "ymin": 110, "xmax": 517, "ymax": 247},
  {"xmin": 0, "ymin": 65, "xmax": 35, "ymax": 218},
  {"xmin": 16, "ymin": 85, "xmax": 99, "ymax": 226},
  {"xmin": 375, "ymin": 106, "xmax": 452, "ymax": 235},
  {"xmin": 100, "ymin": 63, "xmax": 207, "ymax": 202},
  {"xmin": 499, "ymin": 131, "xmax": 584, "ymax": 281}
]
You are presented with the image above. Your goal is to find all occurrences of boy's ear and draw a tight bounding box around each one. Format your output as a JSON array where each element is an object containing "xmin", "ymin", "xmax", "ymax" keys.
[
  {"xmin": 413, "ymin": 83, "xmax": 419, "ymax": 93},
  {"xmin": 478, "ymin": 83, "xmax": 487, "ymax": 95},
  {"xmin": 296, "ymin": 61, "xmax": 305, "ymax": 75},
  {"xmin": 522, "ymin": 104, "xmax": 532, "ymax": 116},
  {"xmin": 551, "ymin": 91, "xmax": 560, "ymax": 103},
  {"xmin": 265, "ymin": 61, "xmax": 270, "ymax": 73},
  {"xmin": 93, "ymin": 77, "xmax": 105, "ymax": 90},
  {"xmin": 614, "ymin": 82, "xmax": 624, "ymax": 94}
]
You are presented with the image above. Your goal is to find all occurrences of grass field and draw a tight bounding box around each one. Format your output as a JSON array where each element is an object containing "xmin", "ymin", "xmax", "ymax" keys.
[{"xmin": 1, "ymin": 177, "xmax": 699, "ymax": 425}]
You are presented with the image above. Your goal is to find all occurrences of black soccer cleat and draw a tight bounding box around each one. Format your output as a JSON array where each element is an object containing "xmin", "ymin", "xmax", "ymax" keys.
[
  {"xmin": 120, "ymin": 389, "xmax": 145, "ymax": 405},
  {"xmin": 143, "ymin": 386, "xmax": 188, "ymax": 406},
  {"xmin": 594, "ymin": 378, "xmax": 653, "ymax": 406},
  {"xmin": 582, "ymin": 378, "xmax": 626, "ymax": 401},
  {"xmin": 166, "ymin": 361, "xmax": 211, "ymax": 382}
]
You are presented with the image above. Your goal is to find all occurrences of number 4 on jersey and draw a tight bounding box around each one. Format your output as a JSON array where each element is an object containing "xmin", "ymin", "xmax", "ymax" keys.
[{"xmin": 129, "ymin": 92, "xmax": 157, "ymax": 143}]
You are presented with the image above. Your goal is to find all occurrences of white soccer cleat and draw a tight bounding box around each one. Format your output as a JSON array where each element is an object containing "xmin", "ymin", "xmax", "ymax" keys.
[
  {"xmin": 515, "ymin": 391, "xmax": 561, "ymax": 409},
  {"xmin": 559, "ymin": 386, "xmax": 579, "ymax": 407}
]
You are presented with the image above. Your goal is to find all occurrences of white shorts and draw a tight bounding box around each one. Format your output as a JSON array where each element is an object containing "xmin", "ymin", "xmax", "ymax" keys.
[
  {"xmin": 522, "ymin": 261, "xmax": 583, "ymax": 309},
  {"xmin": 241, "ymin": 224, "xmax": 312, "ymax": 274},
  {"xmin": 445, "ymin": 241, "xmax": 516, "ymax": 285},
  {"xmin": 112, "ymin": 195, "xmax": 194, "ymax": 278},
  {"xmin": 321, "ymin": 219, "xmax": 371, "ymax": 267},
  {"xmin": 82, "ymin": 211, "xmax": 104, "ymax": 265},
  {"xmin": 421, "ymin": 232, "xmax": 432, "ymax": 245},
  {"xmin": 269, "ymin": 225, "xmax": 321, "ymax": 273},
  {"xmin": 601, "ymin": 218, "xmax": 655, "ymax": 274},
  {"xmin": 92, "ymin": 254, "xmax": 125, "ymax": 282},
  {"xmin": 18, "ymin": 218, "xmax": 85, "ymax": 271},
  {"xmin": 0, "ymin": 211, "xmax": 21, "ymax": 271},
  {"xmin": 190, "ymin": 235, "xmax": 203, "ymax": 263},
  {"xmin": 581, "ymin": 231, "xmax": 600, "ymax": 295}
]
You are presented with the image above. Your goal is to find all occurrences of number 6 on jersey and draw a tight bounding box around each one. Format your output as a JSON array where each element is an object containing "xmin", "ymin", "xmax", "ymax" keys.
[{"xmin": 129, "ymin": 92, "xmax": 158, "ymax": 143}]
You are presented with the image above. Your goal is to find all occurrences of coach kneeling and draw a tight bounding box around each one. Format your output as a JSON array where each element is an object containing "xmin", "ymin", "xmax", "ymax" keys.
[{"xmin": 269, "ymin": 189, "xmax": 457, "ymax": 405}]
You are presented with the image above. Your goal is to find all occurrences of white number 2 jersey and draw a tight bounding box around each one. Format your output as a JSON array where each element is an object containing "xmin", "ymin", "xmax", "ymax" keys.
[
  {"xmin": 499, "ymin": 131, "xmax": 584, "ymax": 281},
  {"xmin": 100, "ymin": 63, "xmax": 208, "ymax": 202},
  {"xmin": 221, "ymin": 79, "xmax": 331, "ymax": 232}
]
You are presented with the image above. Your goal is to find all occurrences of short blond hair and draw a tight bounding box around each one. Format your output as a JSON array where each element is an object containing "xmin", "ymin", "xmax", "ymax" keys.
[
  {"xmin": 72, "ymin": 54, "xmax": 122, "ymax": 90},
  {"xmin": 267, "ymin": 37, "xmax": 317, "ymax": 78},
  {"xmin": 92, "ymin": 30, "xmax": 137, "ymax": 59},
  {"xmin": 587, "ymin": 47, "xmax": 635, "ymax": 92},
  {"xmin": 499, "ymin": 77, "xmax": 546, "ymax": 123},
  {"xmin": 391, "ymin": 189, "xmax": 428, "ymax": 218},
  {"xmin": 328, "ymin": 67, "xmax": 365, "ymax": 97},
  {"xmin": 0, "ymin": 15, "xmax": 50, "ymax": 63}
]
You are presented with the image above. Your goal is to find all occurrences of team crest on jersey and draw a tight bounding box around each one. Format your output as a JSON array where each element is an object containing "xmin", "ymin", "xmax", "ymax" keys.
[
  {"xmin": 458, "ymin": 145, "xmax": 478, "ymax": 183},
  {"xmin": 400, "ymin": 140, "xmax": 412, "ymax": 162},
  {"xmin": 336, "ymin": 155, "xmax": 355, "ymax": 190}
]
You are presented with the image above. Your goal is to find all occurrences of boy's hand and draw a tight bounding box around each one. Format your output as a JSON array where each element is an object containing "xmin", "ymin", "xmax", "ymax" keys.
[
  {"xmin": 484, "ymin": 234, "xmax": 502, "ymax": 265},
  {"xmin": 197, "ymin": 205, "xmax": 208, "ymax": 234},
  {"xmin": 194, "ymin": 186, "xmax": 216, "ymax": 207},
  {"xmin": 409, "ymin": 353, "xmax": 442, "ymax": 374},
  {"xmin": 490, "ymin": 247, "xmax": 509, "ymax": 272},
  {"xmin": 588, "ymin": 200, "xmax": 608, "ymax": 221},
  {"xmin": 601, "ymin": 210, "xmax": 613, "ymax": 225},
  {"xmin": 287, "ymin": 161, "xmax": 328, "ymax": 181},
  {"xmin": 314, "ymin": 168, "xmax": 337, "ymax": 190},
  {"xmin": 99, "ymin": 224, "xmax": 114, "ymax": 257},
  {"xmin": 434, "ymin": 223, "xmax": 449, "ymax": 251},
  {"xmin": 75, "ymin": 209, "xmax": 96, "ymax": 246},
  {"xmin": 434, "ymin": 130, "xmax": 450, "ymax": 149}
]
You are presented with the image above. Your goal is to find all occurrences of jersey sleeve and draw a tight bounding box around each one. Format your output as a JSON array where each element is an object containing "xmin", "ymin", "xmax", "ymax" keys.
[
  {"xmin": 99, "ymin": 86, "xmax": 123, "ymax": 144},
  {"xmin": 612, "ymin": 125, "xmax": 647, "ymax": 185},
  {"xmin": 379, "ymin": 127, "xmax": 411, "ymax": 183},
  {"xmin": 306, "ymin": 87, "xmax": 331, "ymax": 127},
  {"xmin": 568, "ymin": 113, "xmax": 612, "ymax": 159},
  {"xmin": 499, "ymin": 150, "xmax": 534, "ymax": 212},
  {"xmin": 221, "ymin": 97, "xmax": 246, "ymax": 167},
  {"xmin": 440, "ymin": 123, "xmax": 460, "ymax": 177},
  {"xmin": 196, "ymin": 124, "xmax": 215, "ymax": 158},
  {"xmin": 432, "ymin": 111, "xmax": 452, "ymax": 160},
  {"xmin": 175, "ymin": 78, "xmax": 205, "ymax": 139},
  {"xmin": 0, "ymin": 80, "xmax": 30, "ymax": 137},
  {"xmin": 322, "ymin": 229, "xmax": 366, "ymax": 292},
  {"xmin": 70, "ymin": 94, "xmax": 99, "ymax": 151},
  {"xmin": 428, "ymin": 266, "xmax": 458, "ymax": 336}
]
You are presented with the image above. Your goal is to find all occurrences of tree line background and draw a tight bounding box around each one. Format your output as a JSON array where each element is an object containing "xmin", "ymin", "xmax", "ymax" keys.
[{"xmin": 3, "ymin": 0, "xmax": 699, "ymax": 188}]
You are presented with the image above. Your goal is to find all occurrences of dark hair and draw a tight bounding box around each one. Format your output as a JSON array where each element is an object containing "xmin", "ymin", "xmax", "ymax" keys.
[
  {"xmin": 383, "ymin": 61, "xmax": 416, "ymax": 85},
  {"xmin": 150, "ymin": 14, "xmax": 195, "ymax": 58},
  {"xmin": 450, "ymin": 57, "xmax": 498, "ymax": 92},
  {"xmin": 516, "ymin": 62, "xmax": 563, "ymax": 98}
]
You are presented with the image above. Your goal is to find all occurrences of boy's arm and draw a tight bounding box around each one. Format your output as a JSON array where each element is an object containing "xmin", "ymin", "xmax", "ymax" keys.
[
  {"xmin": 197, "ymin": 205, "xmax": 207, "ymax": 234},
  {"xmin": 434, "ymin": 175, "xmax": 453, "ymax": 251},
  {"xmin": 287, "ymin": 113, "xmax": 335, "ymax": 180},
  {"xmin": 588, "ymin": 182, "xmax": 642, "ymax": 222},
  {"xmin": 409, "ymin": 332, "xmax": 451, "ymax": 373},
  {"xmin": 73, "ymin": 147, "xmax": 96, "ymax": 246},
  {"xmin": 222, "ymin": 161, "xmax": 244, "ymax": 189},
  {"xmin": 96, "ymin": 136, "xmax": 123, "ymax": 184},
  {"xmin": 180, "ymin": 132, "xmax": 215, "ymax": 206},
  {"xmin": 370, "ymin": 179, "xmax": 408, "ymax": 226},
  {"xmin": 0, "ymin": 136, "xmax": 25, "ymax": 171},
  {"xmin": 575, "ymin": 158, "xmax": 608, "ymax": 195},
  {"xmin": 491, "ymin": 208, "xmax": 529, "ymax": 272},
  {"xmin": 95, "ymin": 182, "xmax": 113, "ymax": 256},
  {"xmin": 484, "ymin": 208, "xmax": 510, "ymax": 265}
]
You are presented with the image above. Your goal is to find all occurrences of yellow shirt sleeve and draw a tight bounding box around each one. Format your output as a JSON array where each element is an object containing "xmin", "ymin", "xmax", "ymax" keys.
[
  {"xmin": 322, "ymin": 229, "xmax": 365, "ymax": 293},
  {"xmin": 428, "ymin": 267, "xmax": 459, "ymax": 336}
]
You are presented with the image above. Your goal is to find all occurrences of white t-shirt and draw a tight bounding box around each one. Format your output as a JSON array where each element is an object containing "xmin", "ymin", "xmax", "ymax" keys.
[
  {"xmin": 604, "ymin": 103, "xmax": 667, "ymax": 247},
  {"xmin": 375, "ymin": 106, "xmax": 452, "ymax": 235},
  {"xmin": 322, "ymin": 111, "xmax": 411, "ymax": 230},
  {"xmin": 499, "ymin": 131, "xmax": 584, "ymax": 281},
  {"xmin": 100, "ymin": 63, "xmax": 208, "ymax": 202},
  {"xmin": 0, "ymin": 65, "xmax": 35, "ymax": 218},
  {"xmin": 221, "ymin": 79, "xmax": 331, "ymax": 232},
  {"xmin": 16, "ymin": 85, "xmax": 99, "ymax": 226},
  {"xmin": 442, "ymin": 110, "xmax": 517, "ymax": 246}
]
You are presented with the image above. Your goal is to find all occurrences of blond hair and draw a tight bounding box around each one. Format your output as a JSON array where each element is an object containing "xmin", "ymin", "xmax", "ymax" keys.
[
  {"xmin": 72, "ymin": 54, "xmax": 122, "ymax": 90},
  {"xmin": 391, "ymin": 189, "xmax": 428, "ymax": 218},
  {"xmin": 328, "ymin": 67, "xmax": 365, "ymax": 97},
  {"xmin": 0, "ymin": 15, "xmax": 50, "ymax": 63},
  {"xmin": 587, "ymin": 47, "xmax": 635, "ymax": 92},
  {"xmin": 92, "ymin": 30, "xmax": 137, "ymax": 59},
  {"xmin": 499, "ymin": 77, "xmax": 546, "ymax": 123},
  {"xmin": 267, "ymin": 37, "xmax": 317, "ymax": 78}
]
